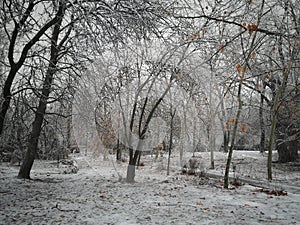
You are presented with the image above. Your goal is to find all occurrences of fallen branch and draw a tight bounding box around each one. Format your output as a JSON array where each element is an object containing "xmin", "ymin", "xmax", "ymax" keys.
[{"xmin": 52, "ymin": 203, "xmax": 80, "ymax": 212}]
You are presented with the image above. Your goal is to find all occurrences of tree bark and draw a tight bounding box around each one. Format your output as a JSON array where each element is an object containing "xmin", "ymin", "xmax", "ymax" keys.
[
  {"xmin": 18, "ymin": 2, "xmax": 66, "ymax": 179},
  {"xmin": 0, "ymin": 67, "xmax": 18, "ymax": 135},
  {"xmin": 267, "ymin": 69, "xmax": 289, "ymax": 180},
  {"xmin": 167, "ymin": 109, "xmax": 176, "ymax": 176},
  {"xmin": 126, "ymin": 147, "xmax": 140, "ymax": 183},
  {"xmin": 224, "ymin": 78, "xmax": 243, "ymax": 189},
  {"xmin": 259, "ymin": 89, "xmax": 265, "ymax": 153}
]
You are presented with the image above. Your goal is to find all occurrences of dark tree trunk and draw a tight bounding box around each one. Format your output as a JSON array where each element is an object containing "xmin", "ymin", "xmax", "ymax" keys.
[
  {"xmin": 277, "ymin": 140, "xmax": 299, "ymax": 163},
  {"xmin": 17, "ymin": 101, "xmax": 47, "ymax": 178},
  {"xmin": 116, "ymin": 138, "xmax": 121, "ymax": 161},
  {"xmin": 18, "ymin": 2, "xmax": 65, "ymax": 179},
  {"xmin": 167, "ymin": 109, "xmax": 176, "ymax": 176},
  {"xmin": 0, "ymin": 69, "xmax": 17, "ymax": 135},
  {"xmin": 126, "ymin": 148, "xmax": 140, "ymax": 183},
  {"xmin": 223, "ymin": 130, "xmax": 229, "ymax": 153},
  {"xmin": 224, "ymin": 72, "xmax": 243, "ymax": 189},
  {"xmin": 259, "ymin": 93, "xmax": 265, "ymax": 153}
]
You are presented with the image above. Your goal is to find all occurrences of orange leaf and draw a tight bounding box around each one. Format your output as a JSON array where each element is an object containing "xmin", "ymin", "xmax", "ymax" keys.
[
  {"xmin": 251, "ymin": 51, "xmax": 257, "ymax": 57},
  {"xmin": 220, "ymin": 44, "xmax": 225, "ymax": 53},
  {"xmin": 248, "ymin": 24, "xmax": 258, "ymax": 35},
  {"xmin": 241, "ymin": 123, "xmax": 247, "ymax": 132},
  {"xmin": 236, "ymin": 64, "xmax": 242, "ymax": 73},
  {"xmin": 225, "ymin": 124, "xmax": 229, "ymax": 130},
  {"xmin": 228, "ymin": 119, "xmax": 236, "ymax": 124},
  {"xmin": 190, "ymin": 34, "xmax": 196, "ymax": 40},
  {"xmin": 242, "ymin": 22, "xmax": 247, "ymax": 27}
]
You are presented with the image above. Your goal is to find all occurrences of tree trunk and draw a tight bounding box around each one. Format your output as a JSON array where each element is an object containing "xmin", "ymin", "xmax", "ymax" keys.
[
  {"xmin": 223, "ymin": 130, "xmax": 229, "ymax": 153},
  {"xmin": 18, "ymin": 2, "xmax": 65, "ymax": 179},
  {"xmin": 277, "ymin": 140, "xmax": 299, "ymax": 163},
  {"xmin": 267, "ymin": 68, "xmax": 289, "ymax": 180},
  {"xmin": 224, "ymin": 81, "xmax": 244, "ymax": 189},
  {"xmin": 224, "ymin": 72, "xmax": 243, "ymax": 189},
  {"xmin": 126, "ymin": 164, "xmax": 136, "ymax": 183},
  {"xmin": 17, "ymin": 103, "xmax": 46, "ymax": 178},
  {"xmin": 116, "ymin": 137, "xmax": 121, "ymax": 161},
  {"xmin": 126, "ymin": 148, "xmax": 140, "ymax": 182},
  {"xmin": 0, "ymin": 67, "xmax": 19, "ymax": 135},
  {"xmin": 209, "ymin": 116, "xmax": 215, "ymax": 169},
  {"xmin": 167, "ymin": 109, "xmax": 176, "ymax": 176},
  {"xmin": 259, "ymin": 92, "xmax": 265, "ymax": 153}
]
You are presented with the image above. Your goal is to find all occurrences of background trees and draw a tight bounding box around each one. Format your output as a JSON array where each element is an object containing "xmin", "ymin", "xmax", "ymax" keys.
[
  {"xmin": 0, "ymin": 0, "xmax": 299, "ymax": 182},
  {"xmin": 0, "ymin": 0, "xmax": 168, "ymax": 178}
]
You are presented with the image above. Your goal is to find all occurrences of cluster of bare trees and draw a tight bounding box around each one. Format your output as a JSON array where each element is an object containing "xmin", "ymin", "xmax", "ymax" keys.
[{"xmin": 0, "ymin": 0, "xmax": 299, "ymax": 185}]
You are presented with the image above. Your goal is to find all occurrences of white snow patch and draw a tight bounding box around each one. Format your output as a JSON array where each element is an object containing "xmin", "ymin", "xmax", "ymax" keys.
[{"xmin": 0, "ymin": 151, "xmax": 299, "ymax": 224}]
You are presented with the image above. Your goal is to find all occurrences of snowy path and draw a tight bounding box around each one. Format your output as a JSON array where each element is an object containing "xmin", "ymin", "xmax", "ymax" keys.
[{"xmin": 0, "ymin": 152, "xmax": 299, "ymax": 225}]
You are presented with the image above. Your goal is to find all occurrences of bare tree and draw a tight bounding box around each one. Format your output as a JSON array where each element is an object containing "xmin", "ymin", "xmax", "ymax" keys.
[{"xmin": 0, "ymin": 0, "xmax": 67, "ymax": 136}]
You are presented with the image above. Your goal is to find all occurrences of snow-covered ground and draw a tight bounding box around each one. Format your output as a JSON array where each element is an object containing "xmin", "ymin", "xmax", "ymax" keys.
[{"xmin": 0, "ymin": 151, "xmax": 299, "ymax": 225}]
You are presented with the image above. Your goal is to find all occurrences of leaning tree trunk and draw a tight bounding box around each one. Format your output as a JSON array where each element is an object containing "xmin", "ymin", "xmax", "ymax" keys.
[
  {"xmin": 224, "ymin": 76, "xmax": 243, "ymax": 189},
  {"xmin": 267, "ymin": 68, "xmax": 289, "ymax": 180},
  {"xmin": 18, "ymin": 3, "xmax": 65, "ymax": 179}
]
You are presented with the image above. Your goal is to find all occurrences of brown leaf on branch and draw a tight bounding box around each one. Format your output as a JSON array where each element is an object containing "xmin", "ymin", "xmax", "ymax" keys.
[
  {"xmin": 220, "ymin": 44, "xmax": 225, "ymax": 53},
  {"xmin": 248, "ymin": 24, "xmax": 258, "ymax": 35},
  {"xmin": 241, "ymin": 123, "xmax": 247, "ymax": 132},
  {"xmin": 190, "ymin": 34, "xmax": 196, "ymax": 40},
  {"xmin": 236, "ymin": 64, "xmax": 242, "ymax": 73}
]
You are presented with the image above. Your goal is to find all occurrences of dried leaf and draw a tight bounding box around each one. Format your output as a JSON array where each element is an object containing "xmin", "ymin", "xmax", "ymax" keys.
[
  {"xmin": 241, "ymin": 123, "xmax": 247, "ymax": 132},
  {"xmin": 236, "ymin": 64, "xmax": 242, "ymax": 73},
  {"xmin": 248, "ymin": 24, "xmax": 258, "ymax": 35},
  {"xmin": 225, "ymin": 124, "xmax": 229, "ymax": 130},
  {"xmin": 220, "ymin": 44, "xmax": 225, "ymax": 53},
  {"xmin": 176, "ymin": 72, "xmax": 183, "ymax": 78},
  {"xmin": 190, "ymin": 34, "xmax": 196, "ymax": 40}
]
